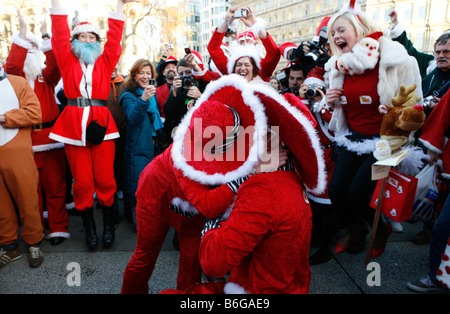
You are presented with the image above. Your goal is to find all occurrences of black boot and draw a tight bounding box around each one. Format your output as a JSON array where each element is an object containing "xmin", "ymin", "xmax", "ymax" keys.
[
  {"xmin": 102, "ymin": 205, "xmax": 115, "ymax": 248},
  {"xmin": 81, "ymin": 208, "xmax": 98, "ymax": 251}
]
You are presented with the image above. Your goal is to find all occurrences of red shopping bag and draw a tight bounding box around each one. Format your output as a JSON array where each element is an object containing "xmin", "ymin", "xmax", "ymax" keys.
[{"xmin": 370, "ymin": 168, "xmax": 418, "ymax": 222}]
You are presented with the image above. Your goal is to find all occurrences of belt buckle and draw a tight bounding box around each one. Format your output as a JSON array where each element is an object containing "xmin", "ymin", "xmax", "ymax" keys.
[
  {"xmin": 33, "ymin": 123, "xmax": 43, "ymax": 131},
  {"xmin": 76, "ymin": 97, "xmax": 88, "ymax": 108}
]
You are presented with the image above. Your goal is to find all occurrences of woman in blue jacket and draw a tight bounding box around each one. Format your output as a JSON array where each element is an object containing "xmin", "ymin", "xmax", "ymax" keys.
[{"xmin": 120, "ymin": 59, "xmax": 165, "ymax": 225}]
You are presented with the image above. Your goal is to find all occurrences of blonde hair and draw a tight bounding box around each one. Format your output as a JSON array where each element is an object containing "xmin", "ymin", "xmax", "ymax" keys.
[{"xmin": 327, "ymin": 10, "xmax": 381, "ymax": 57}]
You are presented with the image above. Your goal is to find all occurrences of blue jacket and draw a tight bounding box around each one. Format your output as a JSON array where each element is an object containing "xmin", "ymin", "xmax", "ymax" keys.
[{"xmin": 119, "ymin": 87, "xmax": 164, "ymax": 198}]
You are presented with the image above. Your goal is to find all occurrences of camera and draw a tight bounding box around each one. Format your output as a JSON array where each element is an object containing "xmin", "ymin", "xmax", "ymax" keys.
[
  {"xmin": 234, "ymin": 9, "xmax": 247, "ymax": 18},
  {"xmin": 180, "ymin": 74, "xmax": 195, "ymax": 89},
  {"xmin": 423, "ymin": 95, "xmax": 437, "ymax": 108},
  {"xmin": 291, "ymin": 26, "xmax": 329, "ymax": 70},
  {"xmin": 305, "ymin": 83, "xmax": 326, "ymax": 99},
  {"xmin": 184, "ymin": 47, "xmax": 191, "ymax": 54},
  {"xmin": 281, "ymin": 87, "xmax": 299, "ymax": 96},
  {"xmin": 149, "ymin": 79, "xmax": 155, "ymax": 85}
]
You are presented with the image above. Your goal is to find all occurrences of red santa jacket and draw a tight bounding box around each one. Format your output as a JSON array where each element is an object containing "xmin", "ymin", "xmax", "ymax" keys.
[
  {"xmin": 419, "ymin": 90, "xmax": 450, "ymax": 180},
  {"xmin": 48, "ymin": 9, "xmax": 124, "ymax": 146},
  {"xmin": 156, "ymin": 83, "xmax": 170, "ymax": 118},
  {"xmin": 207, "ymin": 28, "xmax": 280, "ymax": 82},
  {"xmin": 200, "ymin": 170, "xmax": 312, "ymax": 294},
  {"xmin": 4, "ymin": 38, "xmax": 63, "ymax": 152}
]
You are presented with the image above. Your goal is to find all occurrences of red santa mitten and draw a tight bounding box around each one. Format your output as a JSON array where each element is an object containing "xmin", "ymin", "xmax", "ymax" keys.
[{"xmin": 436, "ymin": 238, "xmax": 450, "ymax": 290}]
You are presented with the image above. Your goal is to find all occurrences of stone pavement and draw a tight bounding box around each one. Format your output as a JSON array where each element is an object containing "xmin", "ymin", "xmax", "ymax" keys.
[{"xmin": 0, "ymin": 199, "xmax": 442, "ymax": 294}]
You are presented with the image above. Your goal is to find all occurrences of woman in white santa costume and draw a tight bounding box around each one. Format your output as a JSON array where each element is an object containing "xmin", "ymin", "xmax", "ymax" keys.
[
  {"xmin": 3, "ymin": 12, "xmax": 69, "ymax": 245},
  {"xmin": 324, "ymin": 0, "xmax": 422, "ymax": 258},
  {"xmin": 48, "ymin": 0, "xmax": 138, "ymax": 251}
]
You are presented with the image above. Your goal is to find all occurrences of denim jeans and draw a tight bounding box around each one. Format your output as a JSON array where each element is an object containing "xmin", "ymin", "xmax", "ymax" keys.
[{"xmin": 429, "ymin": 192, "xmax": 450, "ymax": 287}]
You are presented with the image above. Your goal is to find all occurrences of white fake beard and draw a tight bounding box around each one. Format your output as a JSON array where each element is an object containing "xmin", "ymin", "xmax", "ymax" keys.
[{"xmin": 23, "ymin": 50, "xmax": 42, "ymax": 86}]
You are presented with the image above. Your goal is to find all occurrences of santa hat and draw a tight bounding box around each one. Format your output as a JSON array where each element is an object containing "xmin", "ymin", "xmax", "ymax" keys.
[
  {"xmin": 172, "ymin": 74, "xmax": 267, "ymax": 185},
  {"xmin": 160, "ymin": 55, "xmax": 178, "ymax": 71},
  {"xmin": 237, "ymin": 31, "xmax": 257, "ymax": 44},
  {"xmin": 251, "ymin": 84, "xmax": 327, "ymax": 195},
  {"xmin": 365, "ymin": 31, "xmax": 383, "ymax": 41},
  {"xmin": 190, "ymin": 50, "xmax": 204, "ymax": 71},
  {"xmin": 340, "ymin": 0, "xmax": 362, "ymax": 14},
  {"xmin": 12, "ymin": 31, "xmax": 41, "ymax": 50},
  {"xmin": 303, "ymin": 67, "xmax": 326, "ymax": 88},
  {"xmin": 312, "ymin": 16, "xmax": 330, "ymax": 42},
  {"xmin": 72, "ymin": 21, "xmax": 101, "ymax": 39},
  {"xmin": 279, "ymin": 42, "xmax": 297, "ymax": 61},
  {"xmin": 227, "ymin": 42, "xmax": 262, "ymax": 75}
]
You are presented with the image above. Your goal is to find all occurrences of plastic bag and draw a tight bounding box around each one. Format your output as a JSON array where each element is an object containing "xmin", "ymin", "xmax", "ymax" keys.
[{"xmin": 411, "ymin": 164, "xmax": 439, "ymax": 222}]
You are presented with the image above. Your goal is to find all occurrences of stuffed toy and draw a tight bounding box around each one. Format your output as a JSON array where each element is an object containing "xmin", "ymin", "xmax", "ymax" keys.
[
  {"xmin": 373, "ymin": 83, "xmax": 426, "ymax": 160},
  {"xmin": 336, "ymin": 32, "xmax": 381, "ymax": 75}
]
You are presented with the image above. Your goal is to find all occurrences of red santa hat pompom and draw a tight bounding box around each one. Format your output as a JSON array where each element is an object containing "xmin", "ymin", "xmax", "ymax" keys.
[
  {"xmin": 303, "ymin": 67, "xmax": 326, "ymax": 88},
  {"xmin": 72, "ymin": 21, "xmax": 101, "ymax": 39}
]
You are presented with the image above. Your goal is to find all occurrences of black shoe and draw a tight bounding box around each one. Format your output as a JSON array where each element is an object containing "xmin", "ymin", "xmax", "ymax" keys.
[
  {"xmin": 102, "ymin": 205, "xmax": 115, "ymax": 248},
  {"xmin": 49, "ymin": 237, "xmax": 66, "ymax": 246},
  {"xmin": 81, "ymin": 208, "xmax": 98, "ymax": 251},
  {"xmin": 309, "ymin": 248, "xmax": 332, "ymax": 265}
]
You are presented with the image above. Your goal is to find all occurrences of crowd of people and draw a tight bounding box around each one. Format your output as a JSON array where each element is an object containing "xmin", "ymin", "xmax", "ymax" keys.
[{"xmin": 0, "ymin": 0, "xmax": 449, "ymax": 294}]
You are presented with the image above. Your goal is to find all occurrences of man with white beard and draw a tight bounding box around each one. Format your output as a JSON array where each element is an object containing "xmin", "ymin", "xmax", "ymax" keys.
[
  {"xmin": 48, "ymin": 0, "xmax": 138, "ymax": 251},
  {"xmin": 3, "ymin": 12, "xmax": 69, "ymax": 246}
]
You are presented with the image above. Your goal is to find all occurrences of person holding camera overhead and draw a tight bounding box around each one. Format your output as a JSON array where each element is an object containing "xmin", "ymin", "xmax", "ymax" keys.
[
  {"xmin": 119, "ymin": 59, "xmax": 165, "ymax": 229},
  {"xmin": 48, "ymin": 0, "xmax": 139, "ymax": 251},
  {"xmin": 207, "ymin": 6, "xmax": 280, "ymax": 82}
]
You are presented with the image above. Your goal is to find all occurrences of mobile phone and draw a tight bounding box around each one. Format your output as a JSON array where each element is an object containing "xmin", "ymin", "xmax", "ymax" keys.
[
  {"xmin": 184, "ymin": 47, "xmax": 191, "ymax": 54},
  {"xmin": 234, "ymin": 9, "xmax": 247, "ymax": 18},
  {"xmin": 149, "ymin": 79, "xmax": 155, "ymax": 85}
]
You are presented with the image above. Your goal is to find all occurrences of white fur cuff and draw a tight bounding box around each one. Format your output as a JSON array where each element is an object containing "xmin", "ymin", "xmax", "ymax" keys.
[{"xmin": 248, "ymin": 17, "xmax": 267, "ymax": 37}]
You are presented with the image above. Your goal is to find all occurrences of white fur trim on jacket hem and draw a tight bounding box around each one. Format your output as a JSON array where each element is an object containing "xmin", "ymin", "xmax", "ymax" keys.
[
  {"xmin": 419, "ymin": 138, "xmax": 443, "ymax": 154},
  {"xmin": 224, "ymin": 282, "xmax": 249, "ymax": 294},
  {"xmin": 33, "ymin": 143, "xmax": 65, "ymax": 153},
  {"xmin": 45, "ymin": 232, "xmax": 70, "ymax": 239},
  {"xmin": 334, "ymin": 132, "xmax": 379, "ymax": 155}
]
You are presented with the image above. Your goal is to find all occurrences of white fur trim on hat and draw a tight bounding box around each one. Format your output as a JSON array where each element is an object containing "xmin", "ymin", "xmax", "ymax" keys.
[
  {"xmin": 227, "ymin": 42, "xmax": 262, "ymax": 75},
  {"xmin": 12, "ymin": 32, "xmax": 41, "ymax": 50},
  {"xmin": 72, "ymin": 22, "xmax": 101, "ymax": 38},
  {"xmin": 303, "ymin": 77, "xmax": 326, "ymax": 88},
  {"xmin": 171, "ymin": 74, "xmax": 267, "ymax": 185}
]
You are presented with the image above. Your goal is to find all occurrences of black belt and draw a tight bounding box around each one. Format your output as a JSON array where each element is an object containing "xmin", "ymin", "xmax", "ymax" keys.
[
  {"xmin": 32, "ymin": 119, "xmax": 56, "ymax": 131},
  {"xmin": 67, "ymin": 98, "xmax": 107, "ymax": 108}
]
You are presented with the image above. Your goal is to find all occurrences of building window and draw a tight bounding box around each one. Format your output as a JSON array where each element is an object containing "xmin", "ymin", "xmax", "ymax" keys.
[{"xmin": 417, "ymin": 4, "xmax": 427, "ymax": 20}]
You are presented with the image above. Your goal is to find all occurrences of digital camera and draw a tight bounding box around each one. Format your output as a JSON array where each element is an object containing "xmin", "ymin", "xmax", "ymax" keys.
[
  {"xmin": 234, "ymin": 9, "xmax": 247, "ymax": 18},
  {"xmin": 180, "ymin": 74, "xmax": 195, "ymax": 89},
  {"xmin": 305, "ymin": 83, "xmax": 326, "ymax": 98}
]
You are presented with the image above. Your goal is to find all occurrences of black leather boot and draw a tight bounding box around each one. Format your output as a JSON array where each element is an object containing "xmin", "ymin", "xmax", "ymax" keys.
[
  {"xmin": 102, "ymin": 205, "xmax": 115, "ymax": 248},
  {"xmin": 81, "ymin": 207, "xmax": 98, "ymax": 251}
]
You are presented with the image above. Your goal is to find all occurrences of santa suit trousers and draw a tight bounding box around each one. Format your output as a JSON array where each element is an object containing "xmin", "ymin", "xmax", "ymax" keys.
[
  {"xmin": 121, "ymin": 201, "xmax": 204, "ymax": 293},
  {"xmin": 34, "ymin": 148, "xmax": 69, "ymax": 237},
  {"xmin": 0, "ymin": 139, "xmax": 43, "ymax": 246},
  {"xmin": 64, "ymin": 140, "xmax": 116, "ymax": 210}
]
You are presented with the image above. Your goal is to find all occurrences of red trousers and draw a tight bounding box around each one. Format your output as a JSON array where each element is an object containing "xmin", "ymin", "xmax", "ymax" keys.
[
  {"xmin": 64, "ymin": 140, "xmax": 116, "ymax": 210},
  {"xmin": 121, "ymin": 201, "xmax": 205, "ymax": 294},
  {"xmin": 34, "ymin": 148, "xmax": 69, "ymax": 238}
]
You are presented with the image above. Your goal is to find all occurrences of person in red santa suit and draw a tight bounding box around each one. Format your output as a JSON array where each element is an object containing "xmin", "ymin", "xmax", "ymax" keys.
[
  {"xmin": 3, "ymin": 11, "xmax": 69, "ymax": 246},
  {"xmin": 207, "ymin": 6, "xmax": 280, "ymax": 82},
  {"xmin": 160, "ymin": 75, "xmax": 326, "ymax": 294},
  {"xmin": 48, "ymin": 0, "xmax": 139, "ymax": 251},
  {"xmin": 121, "ymin": 75, "xmax": 276, "ymax": 293}
]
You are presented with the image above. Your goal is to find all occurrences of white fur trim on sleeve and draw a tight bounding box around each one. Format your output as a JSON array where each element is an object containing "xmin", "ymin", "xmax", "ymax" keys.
[
  {"xmin": 109, "ymin": 11, "xmax": 126, "ymax": 22},
  {"xmin": 40, "ymin": 39, "xmax": 52, "ymax": 53},
  {"xmin": 12, "ymin": 35, "xmax": 33, "ymax": 50},
  {"xmin": 248, "ymin": 17, "xmax": 267, "ymax": 37},
  {"xmin": 49, "ymin": 8, "xmax": 67, "ymax": 15},
  {"xmin": 389, "ymin": 22, "xmax": 405, "ymax": 40}
]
